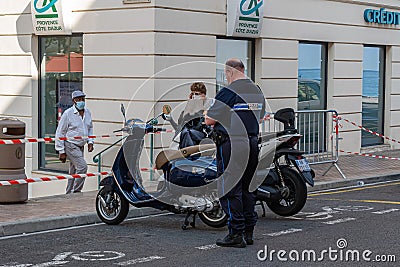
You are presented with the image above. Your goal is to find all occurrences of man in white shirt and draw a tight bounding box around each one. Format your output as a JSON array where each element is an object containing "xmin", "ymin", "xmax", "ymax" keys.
[{"xmin": 55, "ymin": 90, "xmax": 94, "ymax": 194}]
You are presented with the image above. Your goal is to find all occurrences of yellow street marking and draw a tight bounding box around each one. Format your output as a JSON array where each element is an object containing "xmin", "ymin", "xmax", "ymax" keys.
[
  {"xmin": 308, "ymin": 181, "xmax": 400, "ymax": 197},
  {"xmin": 309, "ymin": 197, "xmax": 400, "ymax": 205}
]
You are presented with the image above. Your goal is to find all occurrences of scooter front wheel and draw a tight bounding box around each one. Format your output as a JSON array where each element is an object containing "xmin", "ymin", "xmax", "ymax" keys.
[
  {"xmin": 96, "ymin": 187, "xmax": 129, "ymax": 225},
  {"xmin": 198, "ymin": 207, "xmax": 228, "ymax": 228}
]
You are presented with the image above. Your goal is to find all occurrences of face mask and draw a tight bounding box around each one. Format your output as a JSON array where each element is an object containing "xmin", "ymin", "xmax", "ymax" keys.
[
  {"xmin": 75, "ymin": 101, "xmax": 85, "ymax": 110},
  {"xmin": 192, "ymin": 95, "xmax": 201, "ymax": 100}
]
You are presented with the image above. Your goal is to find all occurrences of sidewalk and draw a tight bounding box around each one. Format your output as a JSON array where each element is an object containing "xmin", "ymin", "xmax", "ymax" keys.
[{"xmin": 1, "ymin": 150, "xmax": 400, "ymax": 237}]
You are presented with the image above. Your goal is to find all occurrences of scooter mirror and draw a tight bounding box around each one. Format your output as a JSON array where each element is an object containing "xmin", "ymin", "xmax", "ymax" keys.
[
  {"xmin": 163, "ymin": 105, "xmax": 172, "ymax": 115},
  {"xmin": 120, "ymin": 103, "xmax": 127, "ymax": 123}
]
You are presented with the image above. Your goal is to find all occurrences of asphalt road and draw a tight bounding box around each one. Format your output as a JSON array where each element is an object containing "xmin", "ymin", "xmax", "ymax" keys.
[{"xmin": 1, "ymin": 180, "xmax": 399, "ymax": 267}]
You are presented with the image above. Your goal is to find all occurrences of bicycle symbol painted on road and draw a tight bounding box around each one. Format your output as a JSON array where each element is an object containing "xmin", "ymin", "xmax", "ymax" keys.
[{"xmin": 288, "ymin": 205, "xmax": 374, "ymax": 221}]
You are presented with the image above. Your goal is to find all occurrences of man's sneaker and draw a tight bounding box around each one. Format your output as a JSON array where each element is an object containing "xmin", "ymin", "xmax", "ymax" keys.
[
  {"xmin": 244, "ymin": 231, "xmax": 254, "ymax": 245},
  {"xmin": 216, "ymin": 233, "xmax": 246, "ymax": 248}
]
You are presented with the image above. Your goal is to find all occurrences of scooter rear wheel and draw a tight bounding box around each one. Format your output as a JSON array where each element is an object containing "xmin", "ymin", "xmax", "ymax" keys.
[
  {"xmin": 96, "ymin": 187, "xmax": 129, "ymax": 225},
  {"xmin": 266, "ymin": 167, "xmax": 307, "ymax": 216},
  {"xmin": 198, "ymin": 207, "xmax": 228, "ymax": 228}
]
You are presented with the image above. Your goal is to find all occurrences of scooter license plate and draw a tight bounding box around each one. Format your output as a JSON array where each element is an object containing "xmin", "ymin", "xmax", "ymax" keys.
[{"xmin": 295, "ymin": 158, "xmax": 311, "ymax": 172}]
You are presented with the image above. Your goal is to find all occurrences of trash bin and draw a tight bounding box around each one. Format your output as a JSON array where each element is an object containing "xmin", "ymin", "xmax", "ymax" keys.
[{"xmin": 0, "ymin": 118, "xmax": 27, "ymax": 203}]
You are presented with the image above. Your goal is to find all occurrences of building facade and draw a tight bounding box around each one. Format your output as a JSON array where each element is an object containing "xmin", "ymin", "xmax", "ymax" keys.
[{"xmin": 1, "ymin": 0, "xmax": 400, "ymax": 197}]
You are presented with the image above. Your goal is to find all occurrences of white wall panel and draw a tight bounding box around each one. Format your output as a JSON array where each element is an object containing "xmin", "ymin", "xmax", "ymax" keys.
[
  {"xmin": 154, "ymin": 56, "xmax": 216, "ymax": 79},
  {"xmin": 88, "ymin": 99, "xmax": 156, "ymax": 122},
  {"xmin": 84, "ymin": 33, "xmax": 154, "ymax": 55},
  {"xmin": 154, "ymin": 78, "xmax": 216, "ymax": 101},
  {"xmin": 390, "ymin": 79, "xmax": 400, "ymax": 94},
  {"xmin": 392, "ymin": 46, "xmax": 400, "ymax": 62},
  {"xmin": 73, "ymin": 9, "xmax": 154, "ymax": 33},
  {"xmin": 260, "ymin": 79, "xmax": 298, "ymax": 98},
  {"xmin": 155, "ymin": 8, "xmax": 225, "ymax": 35},
  {"xmin": 84, "ymin": 56, "xmax": 154, "ymax": 77},
  {"xmin": 338, "ymin": 130, "xmax": 362, "ymax": 153},
  {"xmin": 84, "ymin": 78, "xmax": 155, "ymax": 101},
  {"xmin": 0, "ymin": 76, "xmax": 32, "ymax": 96},
  {"xmin": 267, "ymin": 98, "xmax": 297, "ymax": 113},
  {"xmin": 390, "ymin": 95, "xmax": 400, "ymax": 110},
  {"xmin": 332, "ymin": 96, "xmax": 362, "ymax": 113},
  {"xmin": 392, "ymin": 63, "xmax": 400, "ymax": 78},
  {"xmin": 332, "ymin": 79, "xmax": 363, "ymax": 96},
  {"xmin": 333, "ymin": 44, "xmax": 363, "ymax": 61},
  {"xmin": 390, "ymin": 110, "xmax": 400, "ymax": 126},
  {"xmin": 0, "ymin": 36, "xmax": 31, "ymax": 54},
  {"xmin": 155, "ymin": 0, "xmax": 225, "ymax": 12},
  {"xmin": 0, "ymin": 95, "xmax": 32, "ymax": 117},
  {"xmin": 333, "ymin": 61, "xmax": 363, "ymax": 79},
  {"xmin": 0, "ymin": 56, "xmax": 31, "ymax": 76},
  {"xmin": 261, "ymin": 39, "xmax": 298, "ymax": 59},
  {"xmin": 261, "ymin": 59, "xmax": 298, "ymax": 79},
  {"xmin": 0, "ymin": 13, "xmax": 33, "ymax": 35},
  {"xmin": 155, "ymin": 33, "xmax": 215, "ymax": 57}
]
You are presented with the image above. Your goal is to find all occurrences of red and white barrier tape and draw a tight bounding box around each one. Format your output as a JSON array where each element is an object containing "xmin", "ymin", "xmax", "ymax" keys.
[
  {"xmin": 0, "ymin": 130, "xmax": 174, "ymax": 145},
  {"xmin": 0, "ymin": 168, "xmax": 158, "ymax": 187},
  {"xmin": 335, "ymin": 115, "xmax": 400, "ymax": 145},
  {"xmin": 339, "ymin": 149, "xmax": 400, "ymax": 161},
  {"xmin": 0, "ymin": 171, "xmax": 112, "ymax": 187}
]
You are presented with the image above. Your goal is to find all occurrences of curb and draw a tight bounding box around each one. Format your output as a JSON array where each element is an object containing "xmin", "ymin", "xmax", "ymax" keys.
[
  {"xmin": 309, "ymin": 173, "xmax": 400, "ymax": 192},
  {"xmin": 0, "ymin": 207, "xmax": 163, "ymax": 238}
]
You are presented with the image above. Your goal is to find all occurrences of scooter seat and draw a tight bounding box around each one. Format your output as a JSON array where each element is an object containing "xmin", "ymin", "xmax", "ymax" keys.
[
  {"xmin": 155, "ymin": 144, "xmax": 216, "ymax": 169},
  {"xmin": 259, "ymin": 132, "xmax": 277, "ymax": 143}
]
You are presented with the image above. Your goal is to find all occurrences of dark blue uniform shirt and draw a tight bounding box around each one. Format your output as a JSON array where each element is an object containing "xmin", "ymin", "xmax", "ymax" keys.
[{"xmin": 207, "ymin": 79, "xmax": 265, "ymax": 137}]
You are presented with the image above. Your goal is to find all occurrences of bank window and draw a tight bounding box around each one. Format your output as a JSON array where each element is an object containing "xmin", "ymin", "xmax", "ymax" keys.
[
  {"xmin": 298, "ymin": 43, "xmax": 327, "ymax": 111},
  {"xmin": 39, "ymin": 35, "xmax": 83, "ymax": 171},
  {"xmin": 216, "ymin": 38, "xmax": 254, "ymax": 91},
  {"xmin": 362, "ymin": 46, "xmax": 385, "ymax": 147},
  {"xmin": 297, "ymin": 42, "xmax": 327, "ymax": 153}
]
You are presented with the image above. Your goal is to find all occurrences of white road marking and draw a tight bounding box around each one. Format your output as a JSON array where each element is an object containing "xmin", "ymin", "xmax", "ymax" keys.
[
  {"xmin": 115, "ymin": 256, "xmax": 165, "ymax": 266},
  {"xmin": 333, "ymin": 206, "xmax": 373, "ymax": 212},
  {"xmin": 52, "ymin": 252, "xmax": 73, "ymax": 261},
  {"xmin": 31, "ymin": 262, "xmax": 68, "ymax": 267},
  {"xmin": 0, "ymin": 264, "xmax": 33, "ymax": 267},
  {"xmin": 323, "ymin": 217, "xmax": 356, "ymax": 225},
  {"xmin": 264, "ymin": 228, "xmax": 303, "ymax": 237},
  {"xmin": 372, "ymin": 208, "xmax": 399, "ymax": 214},
  {"xmin": 195, "ymin": 244, "xmax": 219, "ymax": 250},
  {"xmin": 71, "ymin": 251, "xmax": 125, "ymax": 261},
  {"xmin": 0, "ymin": 213, "xmax": 171, "ymax": 241}
]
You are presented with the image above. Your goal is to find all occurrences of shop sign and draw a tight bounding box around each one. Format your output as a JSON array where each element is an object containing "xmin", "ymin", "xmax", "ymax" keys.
[
  {"xmin": 31, "ymin": 0, "xmax": 72, "ymax": 35},
  {"xmin": 227, "ymin": 0, "xmax": 264, "ymax": 38},
  {"xmin": 364, "ymin": 8, "xmax": 400, "ymax": 25}
]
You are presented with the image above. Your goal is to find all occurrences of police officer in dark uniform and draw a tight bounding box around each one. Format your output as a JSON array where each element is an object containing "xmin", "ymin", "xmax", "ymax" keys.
[{"xmin": 205, "ymin": 58, "xmax": 265, "ymax": 248}]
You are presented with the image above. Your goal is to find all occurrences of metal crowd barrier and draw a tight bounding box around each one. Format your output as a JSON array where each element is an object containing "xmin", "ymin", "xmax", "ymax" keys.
[{"xmin": 262, "ymin": 109, "xmax": 346, "ymax": 179}]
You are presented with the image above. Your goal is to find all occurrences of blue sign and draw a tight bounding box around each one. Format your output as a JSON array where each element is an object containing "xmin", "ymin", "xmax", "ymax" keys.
[{"xmin": 364, "ymin": 8, "xmax": 400, "ymax": 25}]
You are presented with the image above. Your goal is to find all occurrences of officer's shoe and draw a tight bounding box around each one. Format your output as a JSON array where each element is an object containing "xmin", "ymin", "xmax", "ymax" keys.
[
  {"xmin": 244, "ymin": 231, "xmax": 254, "ymax": 245},
  {"xmin": 216, "ymin": 233, "xmax": 246, "ymax": 248}
]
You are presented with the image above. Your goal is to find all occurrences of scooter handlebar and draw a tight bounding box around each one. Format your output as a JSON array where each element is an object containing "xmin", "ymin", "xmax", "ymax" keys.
[{"xmin": 146, "ymin": 126, "xmax": 166, "ymax": 133}]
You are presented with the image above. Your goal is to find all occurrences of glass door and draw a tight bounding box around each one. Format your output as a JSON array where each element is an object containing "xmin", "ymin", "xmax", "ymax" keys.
[
  {"xmin": 39, "ymin": 35, "xmax": 83, "ymax": 171},
  {"xmin": 298, "ymin": 43, "xmax": 327, "ymax": 153},
  {"xmin": 362, "ymin": 46, "xmax": 385, "ymax": 147}
]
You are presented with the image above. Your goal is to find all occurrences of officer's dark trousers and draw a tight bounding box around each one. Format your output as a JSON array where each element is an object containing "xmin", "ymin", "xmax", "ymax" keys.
[{"xmin": 217, "ymin": 136, "xmax": 259, "ymax": 235}]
